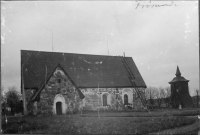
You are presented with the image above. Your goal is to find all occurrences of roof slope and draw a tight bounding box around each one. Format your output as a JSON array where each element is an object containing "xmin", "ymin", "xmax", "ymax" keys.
[
  {"xmin": 21, "ymin": 50, "xmax": 147, "ymax": 89},
  {"xmin": 169, "ymin": 66, "xmax": 189, "ymax": 84}
]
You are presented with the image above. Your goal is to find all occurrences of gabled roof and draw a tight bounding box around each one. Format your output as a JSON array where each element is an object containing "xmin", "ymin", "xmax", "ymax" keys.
[
  {"xmin": 21, "ymin": 50, "xmax": 147, "ymax": 89},
  {"xmin": 30, "ymin": 63, "xmax": 85, "ymax": 101},
  {"xmin": 169, "ymin": 66, "xmax": 189, "ymax": 84}
]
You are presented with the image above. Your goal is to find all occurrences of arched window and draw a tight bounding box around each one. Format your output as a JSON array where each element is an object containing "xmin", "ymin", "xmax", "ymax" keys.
[
  {"xmin": 103, "ymin": 94, "xmax": 107, "ymax": 106},
  {"xmin": 124, "ymin": 94, "xmax": 128, "ymax": 105}
]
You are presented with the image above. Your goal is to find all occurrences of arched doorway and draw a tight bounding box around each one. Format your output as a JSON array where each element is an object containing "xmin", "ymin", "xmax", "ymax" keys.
[
  {"xmin": 53, "ymin": 94, "xmax": 66, "ymax": 115},
  {"xmin": 56, "ymin": 102, "xmax": 62, "ymax": 115},
  {"xmin": 124, "ymin": 94, "xmax": 128, "ymax": 105}
]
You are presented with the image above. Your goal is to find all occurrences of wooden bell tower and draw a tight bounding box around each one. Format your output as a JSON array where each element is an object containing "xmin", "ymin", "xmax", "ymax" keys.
[{"xmin": 169, "ymin": 66, "xmax": 194, "ymax": 108}]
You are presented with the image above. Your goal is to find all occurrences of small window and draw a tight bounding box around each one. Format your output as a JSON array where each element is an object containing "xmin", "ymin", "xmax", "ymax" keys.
[{"xmin": 57, "ymin": 78, "xmax": 61, "ymax": 83}]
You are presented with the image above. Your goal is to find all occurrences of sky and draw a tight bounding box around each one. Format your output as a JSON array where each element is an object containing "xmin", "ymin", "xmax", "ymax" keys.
[{"xmin": 1, "ymin": 1, "xmax": 199, "ymax": 96}]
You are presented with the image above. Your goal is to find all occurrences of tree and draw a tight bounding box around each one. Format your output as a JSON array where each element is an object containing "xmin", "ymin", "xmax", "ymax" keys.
[
  {"xmin": 163, "ymin": 86, "xmax": 171, "ymax": 108},
  {"xmin": 145, "ymin": 86, "xmax": 171, "ymax": 108},
  {"xmin": 5, "ymin": 86, "xmax": 21, "ymax": 115},
  {"xmin": 1, "ymin": 85, "xmax": 5, "ymax": 103},
  {"xmin": 1, "ymin": 85, "xmax": 6, "ymax": 116},
  {"xmin": 196, "ymin": 89, "xmax": 199, "ymax": 108},
  {"xmin": 156, "ymin": 87, "xmax": 165, "ymax": 108},
  {"xmin": 145, "ymin": 86, "xmax": 158, "ymax": 106}
]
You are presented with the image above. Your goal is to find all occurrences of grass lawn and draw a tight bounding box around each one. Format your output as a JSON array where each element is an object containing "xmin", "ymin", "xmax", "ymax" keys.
[
  {"xmin": 81, "ymin": 108, "xmax": 200, "ymax": 117},
  {"xmin": 150, "ymin": 121, "xmax": 200, "ymax": 135},
  {"xmin": 2, "ymin": 109, "xmax": 199, "ymax": 134}
]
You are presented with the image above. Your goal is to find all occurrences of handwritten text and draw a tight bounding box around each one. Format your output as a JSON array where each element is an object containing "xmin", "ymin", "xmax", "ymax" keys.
[{"xmin": 135, "ymin": 1, "xmax": 177, "ymax": 9}]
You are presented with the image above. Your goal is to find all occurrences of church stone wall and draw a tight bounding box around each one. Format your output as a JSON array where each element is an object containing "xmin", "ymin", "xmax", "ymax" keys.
[{"xmin": 81, "ymin": 88, "xmax": 145, "ymax": 111}]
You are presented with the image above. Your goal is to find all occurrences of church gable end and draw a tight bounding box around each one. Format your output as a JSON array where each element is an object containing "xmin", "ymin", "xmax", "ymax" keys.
[
  {"xmin": 35, "ymin": 65, "xmax": 84, "ymax": 115},
  {"xmin": 45, "ymin": 67, "xmax": 76, "ymax": 95}
]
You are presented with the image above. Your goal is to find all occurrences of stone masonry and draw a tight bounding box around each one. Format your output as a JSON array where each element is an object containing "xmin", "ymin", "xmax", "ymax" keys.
[{"xmin": 81, "ymin": 88, "xmax": 145, "ymax": 111}]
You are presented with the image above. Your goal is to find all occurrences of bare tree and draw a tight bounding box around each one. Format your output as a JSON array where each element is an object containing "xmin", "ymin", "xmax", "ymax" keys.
[
  {"xmin": 1, "ymin": 85, "xmax": 6, "ymax": 116},
  {"xmin": 164, "ymin": 86, "xmax": 171, "ymax": 108},
  {"xmin": 196, "ymin": 89, "xmax": 199, "ymax": 108},
  {"xmin": 145, "ymin": 86, "xmax": 158, "ymax": 106},
  {"xmin": 1, "ymin": 85, "xmax": 5, "ymax": 103},
  {"xmin": 156, "ymin": 87, "xmax": 165, "ymax": 108},
  {"xmin": 165, "ymin": 86, "xmax": 171, "ymax": 97},
  {"xmin": 145, "ymin": 86, "xmax": 172, "ymax": 108}
]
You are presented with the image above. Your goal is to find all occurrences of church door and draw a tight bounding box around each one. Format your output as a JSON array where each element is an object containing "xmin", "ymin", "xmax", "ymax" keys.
[{"xmin": 56, "ymin": 102, "xmax": 62, "ymax": 115}]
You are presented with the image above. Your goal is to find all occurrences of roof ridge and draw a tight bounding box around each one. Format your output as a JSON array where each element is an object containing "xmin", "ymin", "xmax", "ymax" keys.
[{"xmin": 21, "ymin": 49, "xmax": 132, "ymax": 58}]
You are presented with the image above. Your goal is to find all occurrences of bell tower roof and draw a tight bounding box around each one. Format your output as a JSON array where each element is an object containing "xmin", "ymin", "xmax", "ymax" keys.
[{"xmin": 169, "ymin": 66, "xmax": 189, "ymax": 84}]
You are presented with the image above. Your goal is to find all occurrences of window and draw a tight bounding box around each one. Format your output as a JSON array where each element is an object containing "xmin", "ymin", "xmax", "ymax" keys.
[
  {"xmin": 103, "ymin": 94, "xmax": 107, "ymax": 106},
  {"xmin": 115, "ymin": 88, "xmax": 119, "ymax": 99},
  {"xmin": 124, "ymin": 94, "xmax": 128, "ymax": 105},
  {"xmin": 57, "ymin": 78, "xmax": 61, "ymax": 83}
]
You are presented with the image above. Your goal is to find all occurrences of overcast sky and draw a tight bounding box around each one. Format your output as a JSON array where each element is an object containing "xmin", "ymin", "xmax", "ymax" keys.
[{"xmin": 1, "ymin": 1, "xmax": 199, "ymax": 96}]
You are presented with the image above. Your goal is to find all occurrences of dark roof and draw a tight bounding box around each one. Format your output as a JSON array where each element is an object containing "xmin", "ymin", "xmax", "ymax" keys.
[
  {"xmin": 169, "ymin": 66, "xmax": 189, "ymax": 84},
  {"xmin": 21, "ymin": 50, "xmax": 147, "ymax": 89}
]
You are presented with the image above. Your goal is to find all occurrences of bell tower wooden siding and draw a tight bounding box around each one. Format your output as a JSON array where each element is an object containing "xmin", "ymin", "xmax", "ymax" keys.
[{"xmin": 169, "ymin": 66, "xmax": 194, "ymax": 108}]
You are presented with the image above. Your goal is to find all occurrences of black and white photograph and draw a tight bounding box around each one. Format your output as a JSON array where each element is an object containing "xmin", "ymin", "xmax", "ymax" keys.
[{"xmin": 1, "ymin": 1, "xmax": 199, "ymax": 134}]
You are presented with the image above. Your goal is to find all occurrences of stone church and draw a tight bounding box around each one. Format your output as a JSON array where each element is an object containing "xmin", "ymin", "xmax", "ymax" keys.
[{"xmin": 21, "ymin": 50, "xmax": 147, "ymax": 115}]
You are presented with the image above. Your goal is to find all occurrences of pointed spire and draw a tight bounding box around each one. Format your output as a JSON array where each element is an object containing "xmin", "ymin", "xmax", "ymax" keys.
[{"xmin": 175, "ymin": 66, "xmax": 181, "ymax": 77}]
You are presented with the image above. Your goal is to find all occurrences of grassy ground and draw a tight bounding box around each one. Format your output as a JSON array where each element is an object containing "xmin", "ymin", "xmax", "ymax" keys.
[
  {"xmin": 150, "ymin": 121, "xmax": 200, "ymax": 135},
  {"xmin": 81, "ymin": 108, "xmax": 200, "ymax": 117},
  {"xmin": 2, "ymin": 109, "xmax": 199, "ymax": 134}
]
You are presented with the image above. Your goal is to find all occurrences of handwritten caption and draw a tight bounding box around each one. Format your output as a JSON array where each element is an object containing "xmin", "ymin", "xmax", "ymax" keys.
[{"xmin": 135, "ymin": 1, "xmax": 177, "ymax": 9}]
